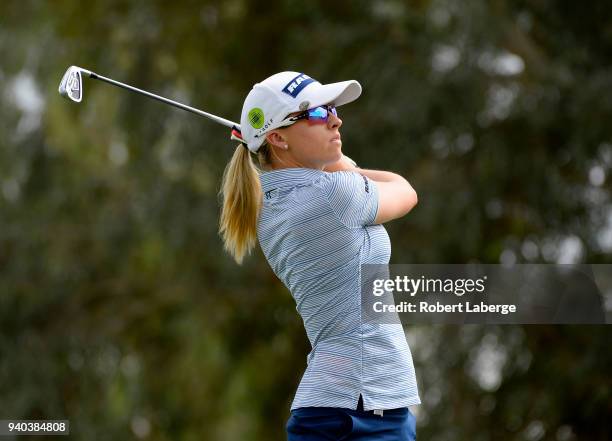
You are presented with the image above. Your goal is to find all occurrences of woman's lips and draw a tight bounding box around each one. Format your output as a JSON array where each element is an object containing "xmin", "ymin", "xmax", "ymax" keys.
[{"xmin": 331, "ymin": 135, "xmax": 341, "ymax": 142}]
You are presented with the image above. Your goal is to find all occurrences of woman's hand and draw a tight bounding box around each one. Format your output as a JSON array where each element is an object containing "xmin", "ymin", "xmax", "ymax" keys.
[{"xmin": 323, "ymin": 154, "xmax": 358, "ymax": 172}]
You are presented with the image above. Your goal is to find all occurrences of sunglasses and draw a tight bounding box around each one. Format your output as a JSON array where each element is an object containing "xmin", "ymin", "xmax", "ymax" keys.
[{"xmin": 283, "ymin": 105, "xmax": 338, "ymax": 126}]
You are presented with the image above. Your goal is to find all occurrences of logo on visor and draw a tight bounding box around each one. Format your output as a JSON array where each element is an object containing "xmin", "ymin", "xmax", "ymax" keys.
[
  {"xmin": 282, "ymin": 73, "xmax": 316, "ymax": 98},
  {"xmin": 248, "ymin": 108, "xmax": 265, "ymax": 129}
]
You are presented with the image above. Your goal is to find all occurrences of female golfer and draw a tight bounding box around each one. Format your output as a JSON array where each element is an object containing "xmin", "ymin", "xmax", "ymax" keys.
[{"xmin": 219, "ymin": 72, "xmax": 421, "ymax": 440}]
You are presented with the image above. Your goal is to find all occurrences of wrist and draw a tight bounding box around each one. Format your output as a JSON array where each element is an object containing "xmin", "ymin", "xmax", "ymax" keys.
[
  {"xmin": 343, "ymin": 155, "xmax": 358, "ymax": 168},
  {"xmin": 323, "ymin": 154, "xmax": 358, "ymax": 172}
]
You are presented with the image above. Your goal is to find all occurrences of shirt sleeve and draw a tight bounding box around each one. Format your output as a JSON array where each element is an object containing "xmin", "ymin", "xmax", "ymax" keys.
[{"xmin": 323, "ymin": 171, "xmax": 379, "ymax": 228}]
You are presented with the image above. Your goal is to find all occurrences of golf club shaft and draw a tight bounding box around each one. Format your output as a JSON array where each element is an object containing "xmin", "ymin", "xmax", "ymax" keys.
[{"xmin": 88, "ymin": 71, "xmax": 240, "ymax": 129}]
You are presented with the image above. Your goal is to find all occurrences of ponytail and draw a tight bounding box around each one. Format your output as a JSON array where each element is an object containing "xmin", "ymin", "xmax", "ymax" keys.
[{"xmin": 219, "ymin": 143, "xmax": 271, "ymax": 264}]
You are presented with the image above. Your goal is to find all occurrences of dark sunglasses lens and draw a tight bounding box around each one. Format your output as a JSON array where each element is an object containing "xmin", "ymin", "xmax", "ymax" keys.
[{"xmin": 308, "ymin": 106, "xmax": 328, "ymax": 120}]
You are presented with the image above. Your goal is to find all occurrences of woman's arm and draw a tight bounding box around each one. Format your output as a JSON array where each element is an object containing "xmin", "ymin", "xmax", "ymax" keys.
[{"xmin": 324, "ymin": 155, "xmax": 418, "ymax": 224}]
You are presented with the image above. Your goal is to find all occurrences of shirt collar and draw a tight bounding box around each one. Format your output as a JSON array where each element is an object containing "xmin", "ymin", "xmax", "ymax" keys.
[{"xmin": 260, "ymin": 167, "xmax": 327, "ymax": 193}]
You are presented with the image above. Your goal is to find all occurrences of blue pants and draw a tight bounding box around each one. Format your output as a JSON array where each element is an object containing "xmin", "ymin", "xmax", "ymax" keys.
[{"xmin": 286, "ymin": 395, "xmax": 417, "ymax": 440}]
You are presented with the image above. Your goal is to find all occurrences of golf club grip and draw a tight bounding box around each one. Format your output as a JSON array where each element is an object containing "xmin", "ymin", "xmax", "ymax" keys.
[{"xmin": 88, "ymin": 72, "xmax": 240, "ymax": 130}]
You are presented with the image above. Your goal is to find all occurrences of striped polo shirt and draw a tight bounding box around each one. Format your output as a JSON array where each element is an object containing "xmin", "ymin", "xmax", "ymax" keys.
[{"xmin": 257, "ymin": 167, "xmax": 421, "ymax": 411}]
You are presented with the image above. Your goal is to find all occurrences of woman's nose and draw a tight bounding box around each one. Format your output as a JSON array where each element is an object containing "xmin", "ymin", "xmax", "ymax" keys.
[{"xmin": 328, "ymin": 112, "xmax": 342, "ymax": 129}]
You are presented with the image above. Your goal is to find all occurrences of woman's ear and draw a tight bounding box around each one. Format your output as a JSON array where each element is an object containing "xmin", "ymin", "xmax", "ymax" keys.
[{"xmin": 266, "ymin": 131, "xmax": 289, "ymax": 150}]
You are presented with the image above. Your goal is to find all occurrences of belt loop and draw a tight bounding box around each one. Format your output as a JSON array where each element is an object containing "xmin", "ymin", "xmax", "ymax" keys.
[{"xmin": 373, "ymin": 409, "xmax": 384, "ymax": 417}]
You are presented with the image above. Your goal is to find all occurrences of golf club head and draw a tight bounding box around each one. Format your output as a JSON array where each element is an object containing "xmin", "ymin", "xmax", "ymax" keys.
[{"xmin": 58, "ymin": 66, "xmax": 90, "ymax": 103}]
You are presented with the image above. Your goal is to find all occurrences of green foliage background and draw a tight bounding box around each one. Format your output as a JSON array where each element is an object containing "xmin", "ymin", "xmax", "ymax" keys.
[{"xmin": 0, "ymin": 0, "xmax": 610, "ymax": 440}]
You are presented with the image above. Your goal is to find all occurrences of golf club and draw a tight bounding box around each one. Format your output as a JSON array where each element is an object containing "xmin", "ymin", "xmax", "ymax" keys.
[{"xmin": 58, "ymin": 65, "xmax": 244, "ymax": 142}]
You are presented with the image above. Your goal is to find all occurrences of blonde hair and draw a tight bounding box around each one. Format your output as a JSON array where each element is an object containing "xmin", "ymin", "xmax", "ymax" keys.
[{"xmin": 218, "ymin": 142, "xmax": 273, "ymax": 264}]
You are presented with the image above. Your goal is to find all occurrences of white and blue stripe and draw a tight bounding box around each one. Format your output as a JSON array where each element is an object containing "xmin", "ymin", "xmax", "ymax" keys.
[{"xmin": 257, "ymin": 168, "xmax": 421, "ymax": 411}]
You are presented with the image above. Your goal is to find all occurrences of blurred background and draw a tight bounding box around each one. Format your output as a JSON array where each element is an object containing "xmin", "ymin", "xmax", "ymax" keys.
[{"xmin": 1, "ymin": 0, "xmax": 611, "ymax": 439}]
